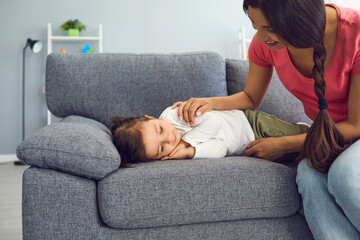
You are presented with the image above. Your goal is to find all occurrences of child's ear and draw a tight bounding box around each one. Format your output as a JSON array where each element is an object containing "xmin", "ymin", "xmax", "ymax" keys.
[{"xmin": 144, "ymin": 115, "xmax": 155, "ymax": 119}]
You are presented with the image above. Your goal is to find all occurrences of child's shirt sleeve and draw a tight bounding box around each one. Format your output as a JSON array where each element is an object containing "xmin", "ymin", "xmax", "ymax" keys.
[
  {"xmin": 159, "ymin": 107, "xmax": 226, "ymax": 158},
  {"xmin": 193, "ymin": 139, "xmax": 227, "ymax": 158},
  {"xmin": 181, "ymin": 112, "xmax": 222, "ymax": 147}
]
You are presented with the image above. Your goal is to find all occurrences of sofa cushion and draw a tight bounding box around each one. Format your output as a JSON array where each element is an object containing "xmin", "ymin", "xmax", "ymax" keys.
[
  {"xmin": 98, "ymin": 157, "xmax": 301, "ymax": 229},
  {"xmin": 16, "ymin": 116, "xmax": 120, "ymax": 180},
  {"xmin": 46, "ymin": 52, "xmax": 227, "ymax": 128},
  {"xmin": 226, "ymin": 59, "xmax": 312, "ymax": 125}
]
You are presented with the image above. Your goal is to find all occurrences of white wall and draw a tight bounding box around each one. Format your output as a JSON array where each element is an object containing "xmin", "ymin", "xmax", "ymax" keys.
[{"xmin": 330, "ymin": 0, "xmax": 360, "ymax": 10}]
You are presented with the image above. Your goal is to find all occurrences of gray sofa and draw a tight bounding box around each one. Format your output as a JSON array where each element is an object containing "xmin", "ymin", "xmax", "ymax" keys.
[{"xmin": 17, "ymin": 52, "xmax": 314, "ymax": 239}]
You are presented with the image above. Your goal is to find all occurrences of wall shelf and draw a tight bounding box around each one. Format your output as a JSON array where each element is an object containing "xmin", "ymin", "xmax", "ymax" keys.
[
  {"xmin": 47, "ymin": 23, "xmax": 103, "ymax": 55},
  {"xmin": 49, "ymin": 36, "xmax": 101, "ymax": 41}
]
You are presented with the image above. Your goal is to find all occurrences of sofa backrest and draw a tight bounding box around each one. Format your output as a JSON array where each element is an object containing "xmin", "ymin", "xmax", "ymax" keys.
[
  {"xmin": 46, "ymin": 52, "xmax": 312, "ymax": 128},
  {"xmin": 46, "ymin": 52, "xmax": 227, "ymax": 127}
]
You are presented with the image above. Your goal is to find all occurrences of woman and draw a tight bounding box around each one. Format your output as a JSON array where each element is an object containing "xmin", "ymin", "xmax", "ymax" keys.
[{"xmin": 172, "ymin": 0, "xmax": 360, "ymax": 239}]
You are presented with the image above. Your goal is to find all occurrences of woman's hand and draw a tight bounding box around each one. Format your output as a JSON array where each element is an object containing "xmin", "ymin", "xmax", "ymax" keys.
[
  {"xmin": 172, "ymin": 98, "xmax": 213, "ymax": 126},
  {"xmin": 244, "ymin": 137, "xmax": 287, "ymax": 161}
]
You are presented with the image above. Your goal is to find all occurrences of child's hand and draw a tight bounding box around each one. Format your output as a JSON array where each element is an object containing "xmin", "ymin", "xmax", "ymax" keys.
[
  {"xmin": 161, "ymin": 146, "xmax": 195, "ymax": 160},
  {"xmin": 160, "ymin": 139, "xmax": 195, "ymax": 160},
  {"xmin": 168, "ymin": 146, "xmax": 195, "ymax": 160}
]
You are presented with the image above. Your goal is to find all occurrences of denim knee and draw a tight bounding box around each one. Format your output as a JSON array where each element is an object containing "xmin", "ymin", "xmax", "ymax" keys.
[
  {"xmin": 296, "ymin": 159, "xmax": 326, "ymax": 195},
  {"xmin": 328, "ymin": 151, "xmax": 360, "ymax": 208}
]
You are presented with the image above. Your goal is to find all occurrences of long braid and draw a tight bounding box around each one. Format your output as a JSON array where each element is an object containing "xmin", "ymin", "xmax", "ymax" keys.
[
  {"xmin": 299, "ymin": 42, "xmax": 346, "ymax": 173},
  {"xmin": 312, "ymin": 42, "xmax": 327, "ymax": 99}
]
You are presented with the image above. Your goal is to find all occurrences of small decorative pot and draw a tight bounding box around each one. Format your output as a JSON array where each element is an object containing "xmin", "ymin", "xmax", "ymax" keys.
[{"xmin": 68, "ymin": 28, "xmax": 79, "ymax": 37}]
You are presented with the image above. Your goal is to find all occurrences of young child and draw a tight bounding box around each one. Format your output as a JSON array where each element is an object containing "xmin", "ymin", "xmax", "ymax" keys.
[{"xmin": 111, "ymin": 106, "xmax": 309, "ymax": 166}]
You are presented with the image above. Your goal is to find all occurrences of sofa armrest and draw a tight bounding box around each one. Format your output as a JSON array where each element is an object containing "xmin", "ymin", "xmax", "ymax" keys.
[
  {"xmin": 23, "ymin": 167, "xmax": 101, "ymax": 239},
  {"xmin": 17, "ymin": 116, "xmax": 120, "ymax": 180}
]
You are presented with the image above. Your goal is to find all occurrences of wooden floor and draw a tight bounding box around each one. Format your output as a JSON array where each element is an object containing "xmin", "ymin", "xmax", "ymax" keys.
[{"xmin": 0, "ymin": 162, "xmax": 28, "ymax": 240}]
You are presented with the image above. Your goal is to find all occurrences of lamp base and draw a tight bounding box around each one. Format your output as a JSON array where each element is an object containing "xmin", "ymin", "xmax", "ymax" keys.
[{"xmin": 14, "ymin": 161, "xmax": 25, "ymax": 165}]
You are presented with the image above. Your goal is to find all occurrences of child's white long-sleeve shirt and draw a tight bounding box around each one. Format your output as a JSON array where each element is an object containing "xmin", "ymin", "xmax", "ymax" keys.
[{"xmin": 159, "ymin": 107, "xmax": 255, "ymax": 159}]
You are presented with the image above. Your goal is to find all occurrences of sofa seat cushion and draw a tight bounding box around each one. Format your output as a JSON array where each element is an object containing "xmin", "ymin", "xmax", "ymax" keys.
[{"xmin": 98, "ymin": 157, "xmax": 301, "ymax": 229}]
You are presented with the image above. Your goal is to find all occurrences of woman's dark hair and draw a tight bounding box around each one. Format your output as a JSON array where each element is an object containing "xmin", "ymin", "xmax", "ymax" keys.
[
  {"xmin": 111, "ymin": 116, "xmax": 152, "ymax": 167},
  {"xmin": 243, "ymin": 0, "xmax": 346, "ymax": 172}
]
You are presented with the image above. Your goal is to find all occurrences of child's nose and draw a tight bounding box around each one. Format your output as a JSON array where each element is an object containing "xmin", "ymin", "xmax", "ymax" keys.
[{"xmin": 164, "ymin": 132, "xmax": 172, "ymax": 144}]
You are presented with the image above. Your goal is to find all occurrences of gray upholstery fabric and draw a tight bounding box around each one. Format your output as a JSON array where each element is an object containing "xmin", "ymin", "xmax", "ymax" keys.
[
  {"xmin": 22, "ymin": 167, "xmax": 312, "ymax": 240},
  {"xmin": 98, "ymin": 157, "xmax": 300, "ymax": 229},
  {"xmin": 22, "ymin": 167, "xmax": 101, "ymax": 240},
  {"xmin": 17, "ymin": 115, "xmax": 120, "ymax": 179},
  {"xmin": 226, "ymin": 59, "xmax": 312, "ymax": 125},
  {"xmin": 100, "ymin": 214, "xmax": 313, "ymax": 240},
  {"xmin": 21, "ymin": 52, "xmax": 314, "ymax": 240},
  {"xmin": 46, "ymin": 52, "xmax": 227, "ymax": 127}
]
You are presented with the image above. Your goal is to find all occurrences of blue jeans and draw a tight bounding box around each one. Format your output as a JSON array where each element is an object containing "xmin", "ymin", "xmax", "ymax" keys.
[{"xmin": 296, "ymin": 139, "xmax": 360, "ymax": 240}]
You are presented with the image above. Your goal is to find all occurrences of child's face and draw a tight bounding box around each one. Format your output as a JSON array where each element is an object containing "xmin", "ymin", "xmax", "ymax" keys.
[{"xmin": 140, "ymin": 119, "xmax": 181, "ymax": 160}]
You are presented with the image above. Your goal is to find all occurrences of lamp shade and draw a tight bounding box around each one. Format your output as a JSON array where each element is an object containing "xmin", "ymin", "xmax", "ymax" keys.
[{"xmin": 26, "ymin": 38, "xmax": 43, "ymax": 53}]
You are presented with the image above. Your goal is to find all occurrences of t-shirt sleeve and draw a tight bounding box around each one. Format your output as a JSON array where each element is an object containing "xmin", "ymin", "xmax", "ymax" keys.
[
  {"xmin": 159, "ymin": 106, "xmax": 186, "ymax": 128},
  {"xmin": 181, "ymin": 112, "xmax": 222, "ymax": 147},
  {"xmin": 193, "ymin": 139, "xmax": 227, "ymax": 159},
  {"xmin": 248, "ymin": 34, "xmax": 273, "ymax": 67}
]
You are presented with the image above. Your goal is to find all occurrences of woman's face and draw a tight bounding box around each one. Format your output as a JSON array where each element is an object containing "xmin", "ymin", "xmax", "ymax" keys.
[{"xmin": 248, "ymin": 6, "xmax": 286, "ymax": 51}]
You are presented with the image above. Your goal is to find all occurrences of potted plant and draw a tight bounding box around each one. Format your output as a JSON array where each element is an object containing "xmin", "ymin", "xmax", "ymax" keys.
[{"xmin": 59, "ymin": 19, "xmax": 87, "ymax": 37}]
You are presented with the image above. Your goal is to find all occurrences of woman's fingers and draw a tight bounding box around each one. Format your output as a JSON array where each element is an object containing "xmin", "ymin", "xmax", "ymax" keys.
[
  {"xmin": 173, "ymin": 98, "xmax": 211, "ymax": 125},
  {"xmin": 183, "ymin": 98, "xmax": 205, "ymax": 125},
  {"xmin": 172, "ymin": 101, "xmax": 182, "ymax": 109},
  {"xmin": 182, "ymin": 100, "xmax": 193, "ymax": 124},
  {"xmin": 244, "ymin": 138, "xmax": 283, "ymax": 161},
  {"xmin": 173, "ymin": 101, "xmax": 185, "ymax": 121}
]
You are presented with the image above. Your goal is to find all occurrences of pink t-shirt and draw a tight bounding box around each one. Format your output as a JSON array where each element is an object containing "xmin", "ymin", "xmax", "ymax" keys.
[{"xmin": 248, "ymin": 4, "xmax": 360, "ymax": 123}]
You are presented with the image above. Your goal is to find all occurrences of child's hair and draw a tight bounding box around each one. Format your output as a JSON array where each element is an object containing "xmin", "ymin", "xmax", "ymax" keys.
[
  {"xmin": 243, "ymin": 0, "xmax": 346, "ymax": 172},
  {"xmin": 111, "ymin": 116, "xmax": 152, "ymax": 167}
]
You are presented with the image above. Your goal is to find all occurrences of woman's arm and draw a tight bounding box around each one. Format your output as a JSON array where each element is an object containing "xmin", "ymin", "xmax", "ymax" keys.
[
  {"xmin": 174, "ymin": 60, "xmax": 274, "ymax": 125},
  {"xmin": 213, "ymin": 60, "xmax": 274, "ymax": 111},
  {"xmin": 245, "ymin": 74, "xmax": 360, "ymax": 161},
  {"xmin": 335, "ymin": 74, "xmax": 360, "ymax": 143}
]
